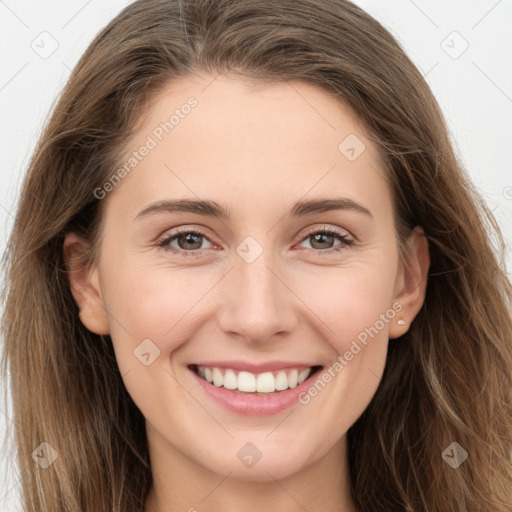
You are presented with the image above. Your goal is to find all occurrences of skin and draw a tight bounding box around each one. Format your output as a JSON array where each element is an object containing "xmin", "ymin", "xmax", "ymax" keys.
[{"xmin": 64, "ymin": 73, "xmax": 429, "ymax": 512}]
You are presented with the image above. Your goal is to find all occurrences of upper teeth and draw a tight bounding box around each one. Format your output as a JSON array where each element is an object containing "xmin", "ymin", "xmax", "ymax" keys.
[{"xmin": 196, "ymin": 366, "xmax": 313, "ymax": 393}]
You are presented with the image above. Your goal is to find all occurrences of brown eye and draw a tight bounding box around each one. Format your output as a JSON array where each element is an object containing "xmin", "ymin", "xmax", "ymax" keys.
[
  {"xmin": 296, "ymin": 226, "xmax": 354, "ymax": 255},
  {"xmin": 157, "ymin": 228, "xmax": 214, "ymax": 257},
  {"xmin": 309, "ymin": 232, "xmax": 336, "ymax": 250},
  {"xmin": 175, "ymin": 232, "xmax": 204, "ymax": 250}
]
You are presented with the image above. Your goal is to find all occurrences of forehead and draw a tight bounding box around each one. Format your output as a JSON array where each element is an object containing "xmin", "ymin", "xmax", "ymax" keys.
[{"xmin": 105, "ymin": 73, "xmax": 392, "ymax": 223}]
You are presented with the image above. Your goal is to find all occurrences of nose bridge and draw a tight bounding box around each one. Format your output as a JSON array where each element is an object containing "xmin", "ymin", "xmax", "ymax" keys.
[{"xmin": 217, "ymin": 239, "xmax": 297, "ymax": 343}]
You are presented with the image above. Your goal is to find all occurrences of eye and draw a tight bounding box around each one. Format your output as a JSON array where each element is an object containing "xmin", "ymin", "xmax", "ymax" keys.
[
  {"xmin": 156, "ymin": 227, "xmax": 215, "ymax": 258},
  {"xmin": 295, "ymin": 225, "xmax": 354, "ymax": 255},
  {"xmin": 156, "ymin": 224, "xmax": 354, "ymax": 258}
]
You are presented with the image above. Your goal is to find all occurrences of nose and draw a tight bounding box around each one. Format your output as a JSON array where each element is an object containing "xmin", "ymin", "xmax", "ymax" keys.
[{"xmin": 217, "ymin": 251, "xmax": 298, "ymax": 346}]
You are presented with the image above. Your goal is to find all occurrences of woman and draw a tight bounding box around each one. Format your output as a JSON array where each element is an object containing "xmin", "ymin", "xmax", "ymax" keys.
[{"xmin": 1, "ymin": 0, "xmax": 511, "ymax": 511}]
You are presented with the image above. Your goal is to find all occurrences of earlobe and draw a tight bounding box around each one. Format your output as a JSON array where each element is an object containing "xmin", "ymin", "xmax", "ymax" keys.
[
  {"xmin": 63, "ymin": 232, "xmax": 110, "ymax": 335},
  {"xmin": 389, "ymin": 226, "xmax": 430, "ymax": 339}
]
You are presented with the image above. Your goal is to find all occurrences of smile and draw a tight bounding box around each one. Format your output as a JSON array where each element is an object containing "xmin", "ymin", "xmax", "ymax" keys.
[
  {"xmin": 190, "ymin": 364, "xmax": 322, "ymax": 394},
  {"xmin": 188, "ymin": 362, "xmax": 324, "ymax": 415}
]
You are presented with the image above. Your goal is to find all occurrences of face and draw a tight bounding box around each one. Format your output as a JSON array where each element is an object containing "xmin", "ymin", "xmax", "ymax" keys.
[{"xmin": 65, "ymin": 73, "xmax": 428, "ymax": 483}]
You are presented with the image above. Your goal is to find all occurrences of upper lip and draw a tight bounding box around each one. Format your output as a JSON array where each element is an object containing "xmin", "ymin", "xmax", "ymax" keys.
[{"xmin": 190, "ymin": 360, "xmax": 321, "ymax": 373}]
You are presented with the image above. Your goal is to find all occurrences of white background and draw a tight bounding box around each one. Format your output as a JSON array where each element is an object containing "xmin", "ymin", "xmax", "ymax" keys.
[{"xmin": 1, "ymin": 1, "xmax": 511, "ymax": 509}]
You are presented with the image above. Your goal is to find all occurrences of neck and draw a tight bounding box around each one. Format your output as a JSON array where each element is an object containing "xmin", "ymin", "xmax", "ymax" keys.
[{"xmin": 143, "ymin": 424, "xmax": 356, "ymax": 512}]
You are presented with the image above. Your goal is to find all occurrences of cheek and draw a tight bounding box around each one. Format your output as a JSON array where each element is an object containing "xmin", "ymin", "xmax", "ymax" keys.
[
  {"xmin": 296, "ymin": 270, "xmax": 395, "ymax": 437},
  {"xmin": 304, "ymin": 259, "xmax": 398, "ymax": 346},
  {"xmin": 100, "ymin": 257, "xmax": 197, "ymax": 379},
  {"xmin": 110, "ymin": 277, "xmax": 189, "ymax": 343},
  {"xmin": 101, "ymin": 268, "xmax": 199, "ymax": 420},
  {"xmin": 311, "ymin": 281, "xmax": 392, "ymax": 390},
  {"xmin": 296, "ymin": 251, "xmax": 398, "ymax": 406}
]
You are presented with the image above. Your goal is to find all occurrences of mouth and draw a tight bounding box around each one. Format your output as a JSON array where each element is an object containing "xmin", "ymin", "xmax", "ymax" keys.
[{"xmin": 188, "ymin": 364, "xmax": 323, "ymax": 395}]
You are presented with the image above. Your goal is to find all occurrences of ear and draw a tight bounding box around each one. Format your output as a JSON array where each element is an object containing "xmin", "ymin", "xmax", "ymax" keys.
[
  {"xmin": 388, "ymin": 226, "xmax": 430, "ymax": 339},
  {"xmin": 62, "ymin": 232, "xmax": 110, "ymax": 335}
]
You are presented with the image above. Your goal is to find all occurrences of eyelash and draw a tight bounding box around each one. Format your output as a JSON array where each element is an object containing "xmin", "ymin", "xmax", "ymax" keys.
[{"xmin": 156, "ymin": 225, "xmax": 354, "ymax": 258}]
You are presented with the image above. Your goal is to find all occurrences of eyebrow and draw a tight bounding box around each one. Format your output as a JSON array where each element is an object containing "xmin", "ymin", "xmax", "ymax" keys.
[{"xmin": 134, "ymin": 197, "xmax": 373, "ymax": 222}]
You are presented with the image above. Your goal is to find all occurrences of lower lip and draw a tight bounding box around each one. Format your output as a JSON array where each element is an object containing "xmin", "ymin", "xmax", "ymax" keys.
[{"xmin": 190, "ymin": 367, "xmax": 321, "ymax": 416}]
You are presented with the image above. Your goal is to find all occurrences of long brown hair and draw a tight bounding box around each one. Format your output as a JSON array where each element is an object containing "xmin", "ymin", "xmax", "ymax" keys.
[{"xmin": 2, "ymin": 1, "xmax": 511, "ymax": 510}]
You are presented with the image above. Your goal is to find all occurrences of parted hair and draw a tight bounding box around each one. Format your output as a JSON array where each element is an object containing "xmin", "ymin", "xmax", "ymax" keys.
[{"xmin": 1, "ymin": 1, "xmax": 511, "ymax": 511}]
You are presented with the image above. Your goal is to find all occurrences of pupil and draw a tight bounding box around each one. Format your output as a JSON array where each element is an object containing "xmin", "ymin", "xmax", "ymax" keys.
[
  {"xmin": 180, "ymin": 233, "xmax": 201, "ymax": 250},
  {"xmin": 313, "ymin": 233, "xmax": 333, "ymax": 249}
]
